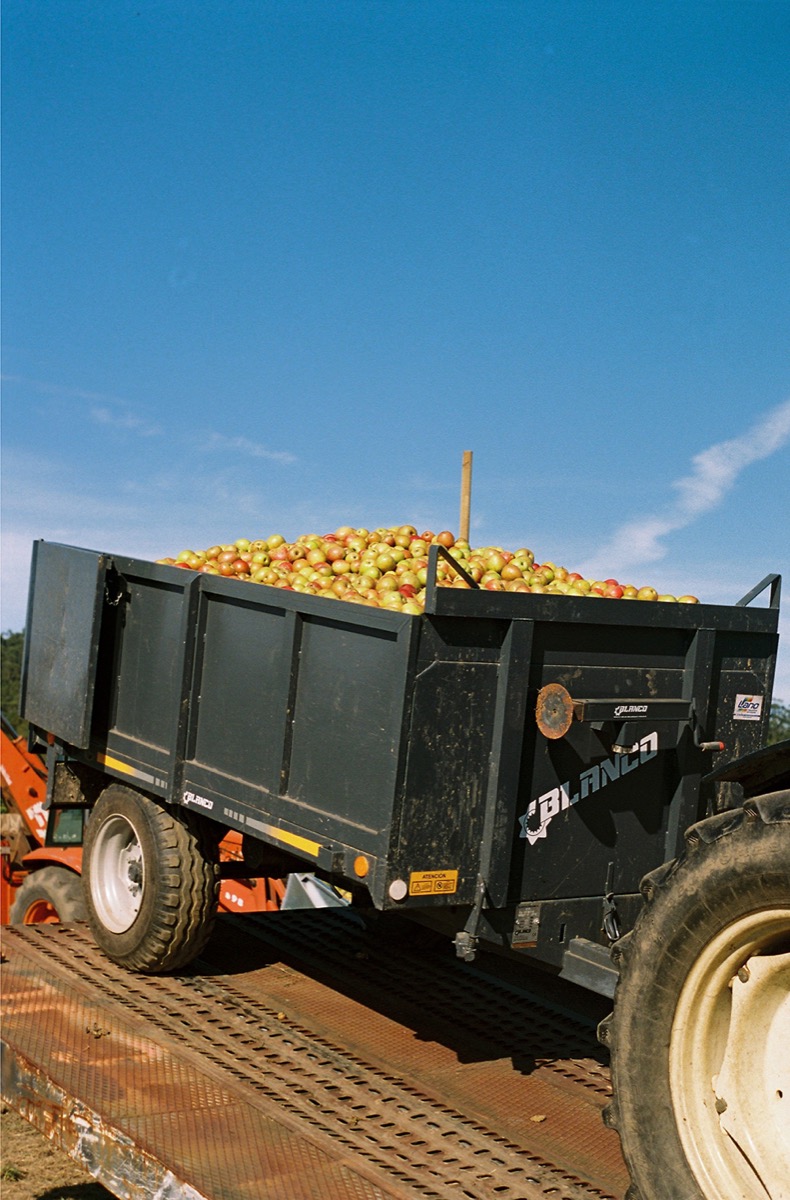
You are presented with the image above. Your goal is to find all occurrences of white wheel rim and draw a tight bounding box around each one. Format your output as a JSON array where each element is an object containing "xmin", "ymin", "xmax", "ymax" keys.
[
  {"xmin": 90, "ymin": 813, "xmax": 146, "ymax": 933},
  {"xmin": 670, "ymin": 908, "xmax": 790, "ymax": 1199}
]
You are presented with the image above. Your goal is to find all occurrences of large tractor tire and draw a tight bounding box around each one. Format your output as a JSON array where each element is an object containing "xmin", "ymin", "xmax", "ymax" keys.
[
  {"xmin": 10, "ymin": 866, "xmax": 87, "ymax": 925},
  {"xmin": 83, "ymin": 784, "xmax": 221, "ymax": 974},
  {"xmin": 599, "ymin": 793, "xmax": 790, "ymax": 1200}
]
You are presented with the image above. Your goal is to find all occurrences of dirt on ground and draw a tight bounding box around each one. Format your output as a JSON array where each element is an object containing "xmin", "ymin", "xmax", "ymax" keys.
[{"xmin": 0, "ymin": 1107, "xmax": 112, "ymax": 1200}]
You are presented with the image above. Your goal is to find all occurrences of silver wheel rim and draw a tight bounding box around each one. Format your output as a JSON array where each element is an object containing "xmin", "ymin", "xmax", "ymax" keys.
[
  {"xmin": 670, "ymin": 908, "xmax": 790, "ymax": 1199},
  {"xmin": 90, "ymin": 813, "xmax": 146, "ymax": 933}
]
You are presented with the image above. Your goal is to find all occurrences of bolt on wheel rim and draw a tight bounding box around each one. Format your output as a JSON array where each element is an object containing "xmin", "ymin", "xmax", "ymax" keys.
[
  {"xmin": 670, "ymin": 909, "xmax": 790, "ymax": 1199},
  {"xmin": 90, "ymin": 813, "xmax": 145, "ymax": 933}
]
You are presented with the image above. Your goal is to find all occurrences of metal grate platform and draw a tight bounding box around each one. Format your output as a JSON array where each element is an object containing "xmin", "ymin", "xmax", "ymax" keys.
[{"xmin": 1, "ymin": 912, "xmax": 629, "ymax": 1199}]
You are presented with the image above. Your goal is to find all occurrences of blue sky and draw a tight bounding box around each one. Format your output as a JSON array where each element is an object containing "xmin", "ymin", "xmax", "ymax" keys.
[{"xmin": 2, "ymin": 1, "xmax": 789, "ymax": 699}]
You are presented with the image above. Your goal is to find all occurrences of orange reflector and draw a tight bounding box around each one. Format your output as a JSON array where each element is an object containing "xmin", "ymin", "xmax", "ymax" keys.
[{"xmin": 354, "ymin": 856, "xmax": 369, "ymax": 878}]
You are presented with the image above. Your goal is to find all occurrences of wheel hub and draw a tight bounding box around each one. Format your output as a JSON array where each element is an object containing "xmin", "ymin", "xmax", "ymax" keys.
[
  {"xmin": 90, "ymin": 813, "xmax": 146, "ymax": 934},
  {"xmin": 123, "ymin": 846, "xmax": 143, "ymax": 891}
]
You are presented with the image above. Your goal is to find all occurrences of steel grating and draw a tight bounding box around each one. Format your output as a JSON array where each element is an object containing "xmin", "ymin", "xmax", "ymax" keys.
[
  {"xmin": 202, "ymin": 910, "xmax": 627, "ymax": 1191},
  {"xmin": 2, "ymin": 933, "xmax": 390, "ymax": 1199},
  {"xmin": 1, "ymin": 914, "xmax": 629, "ymax": 1200}
]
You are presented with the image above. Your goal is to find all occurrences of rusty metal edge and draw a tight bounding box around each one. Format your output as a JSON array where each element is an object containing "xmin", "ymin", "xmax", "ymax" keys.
[{"xmin": 1, "ymin": 1038, "xmax": 207, "ymax": 1200}]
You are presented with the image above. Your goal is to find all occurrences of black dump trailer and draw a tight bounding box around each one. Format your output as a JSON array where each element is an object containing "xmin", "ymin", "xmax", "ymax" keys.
[{"xmin": 19, "ymin": 539, "xmax": 790, "ymax": 1200}]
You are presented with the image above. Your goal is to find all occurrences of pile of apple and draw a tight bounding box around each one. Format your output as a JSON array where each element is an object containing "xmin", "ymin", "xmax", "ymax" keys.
[{"xmin": 157, "ymin": 525, "xmax": 699, "ymax": 612}]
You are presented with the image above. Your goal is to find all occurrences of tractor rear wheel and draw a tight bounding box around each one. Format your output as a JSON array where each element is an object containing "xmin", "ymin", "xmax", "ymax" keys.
[
  {"xmin": 10, "ymin": 866, "xmax": 87, "ymax": 925},
  {"xmin": 600, "ymin": 793, "xmax": 790, "ymax": 1200}
]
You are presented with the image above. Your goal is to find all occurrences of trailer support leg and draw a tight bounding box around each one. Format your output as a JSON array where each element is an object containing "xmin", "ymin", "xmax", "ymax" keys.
[{"xmin": 454, "ymin": 874, "xmax": 487, "ymax": 961}]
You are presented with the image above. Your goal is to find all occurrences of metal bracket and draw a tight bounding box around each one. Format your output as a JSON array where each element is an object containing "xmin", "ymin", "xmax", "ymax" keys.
[
  {"xmin": 602, "ymin": 893, "xmax": 620, "ymax": 943},
  {"xmin": 425, "ymin": 543, "xmax": 480, "ymax": 612},
  {"xmin": 559, "ymin": 938, "xmax": 618, "ymax": 999},
  {"xmin": 735, "ymin": 573, "xmax": 781, "ymax": 609},
  {"xmin": 454, "ymin": 875, "xmax": 487, "ymax": 962},
  {"xmin": 537, "ymin": 685, "xmax": 725, "ymax": 757}
]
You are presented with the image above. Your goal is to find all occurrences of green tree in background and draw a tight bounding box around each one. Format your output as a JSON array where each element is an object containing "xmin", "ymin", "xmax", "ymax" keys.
[
  {"xmin": 1, "ymin": 631, "xmax": 26, "ymax": 735},
  {"xmin": 768, "ymin": 698, "xmax": 790, "ymax": 744}
]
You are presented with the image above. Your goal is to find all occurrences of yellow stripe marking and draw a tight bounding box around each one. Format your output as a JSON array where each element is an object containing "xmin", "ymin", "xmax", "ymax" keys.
[
  {"xmin": 96, "ymin": 752, "xmax": 137, "ymax": 777},
  {"xmin": 263, "ymin": 825, "xmax": 321, "ymax": 857}
]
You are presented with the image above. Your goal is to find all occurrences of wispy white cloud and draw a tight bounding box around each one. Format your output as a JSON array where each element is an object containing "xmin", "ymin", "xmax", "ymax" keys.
[
  {"xmin": 2, "ymin": 374, "xmax": 126, "ymax": 406},
  {"xmin": 581, "ymin": 398, "xmax": 790, "ymax": 575},
  {"xmin": 672, "ymin": 399, "xmax": 790, "ymax": 516},
  {"xmin": 3, "ymin": 374, "xmax": 163, "ymax": 437},
  {"xmin": 3, "ymin": 375, "xmax": 295, "ymax": 460},
  {"xmin": 200, "ymin": 432, "xmax": 297, "ymax": 465},
  {"xmin": 90, "ymin": 406, "xmax": 162, "ymax": 436}
]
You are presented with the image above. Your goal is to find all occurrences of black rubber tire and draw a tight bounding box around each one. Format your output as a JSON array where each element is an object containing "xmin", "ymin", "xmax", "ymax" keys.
[
  {"xmin": 83, "ymin": 783, "xmax": 221, "ymax": 974},
  {"xmin": 9, "ymin": 865, "xmax": 87, "ymax": 924},
  {"xmin": 599, "ymin": 793, "xmax": 790, "ymax": 1200}
]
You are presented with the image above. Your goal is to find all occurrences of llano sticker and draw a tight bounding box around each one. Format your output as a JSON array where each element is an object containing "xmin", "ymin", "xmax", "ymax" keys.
[
  {"xmin": 733, "ymin": 694, "xmax": 763, "ymax": 721},
  {"xmin": 409, "ymin": 869, "xmax": 458, "ymax": 896}
]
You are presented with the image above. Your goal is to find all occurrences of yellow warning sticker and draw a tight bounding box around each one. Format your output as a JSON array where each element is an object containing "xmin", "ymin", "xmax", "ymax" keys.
[{"xmin": 408, "ymin": 869, "xmax": 459, "ymax": 896}]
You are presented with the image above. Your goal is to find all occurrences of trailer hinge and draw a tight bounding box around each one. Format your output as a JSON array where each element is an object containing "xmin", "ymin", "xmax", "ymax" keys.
[
  {"xmin": 454, "ymin": 875, "xmax": 487, "ymax": 962},
  {"xmin": 104, "ymin": 565, "xmax": 126, "ymax": 607}
]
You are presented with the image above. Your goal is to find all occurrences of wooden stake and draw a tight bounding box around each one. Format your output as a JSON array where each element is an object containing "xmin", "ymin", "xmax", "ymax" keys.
[{"xmin": 459, "ymin": 451, "xmax": 473, "ymax": 542}]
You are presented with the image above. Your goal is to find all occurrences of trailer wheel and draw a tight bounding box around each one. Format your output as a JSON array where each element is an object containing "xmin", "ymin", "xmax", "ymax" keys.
[
  {"xmin": 83, "ymin": 784, "xmax": 221, "ymax": 973},
  {"xmin": 599, "ymin": 793, "xmax": 790, "ymax": 1200},
  {"xmin": 10, "ymin": 866, "xmax": 87, "ymax": 925}
]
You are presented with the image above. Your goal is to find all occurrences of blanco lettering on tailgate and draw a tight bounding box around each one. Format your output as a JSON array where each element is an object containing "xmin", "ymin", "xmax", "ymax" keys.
[{"xmin": 519, "ymin": 732, "xmax": 658, "ymax": 846}]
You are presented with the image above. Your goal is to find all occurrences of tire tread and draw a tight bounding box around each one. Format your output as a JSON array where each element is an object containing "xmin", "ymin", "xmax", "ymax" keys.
[
  {"xmin": 600, "ymin": 793, "xmax": 790, "ymax": 1198},
  {"xmin": 84, "ymin": 785, "xmax": 220, "ymax": 973},
  {"xmin": 10, "ymin": 865, "xmax": 87, "ymax": 924}
]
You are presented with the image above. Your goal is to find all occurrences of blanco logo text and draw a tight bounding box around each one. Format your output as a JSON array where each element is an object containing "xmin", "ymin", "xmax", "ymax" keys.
[
  {"xmin": 183, "ymin": 790, "xmax": 214, "ymax": 811},
  {"xmin": 519, "ymin": 732, "xmax": 659, "ymax": 846}
]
